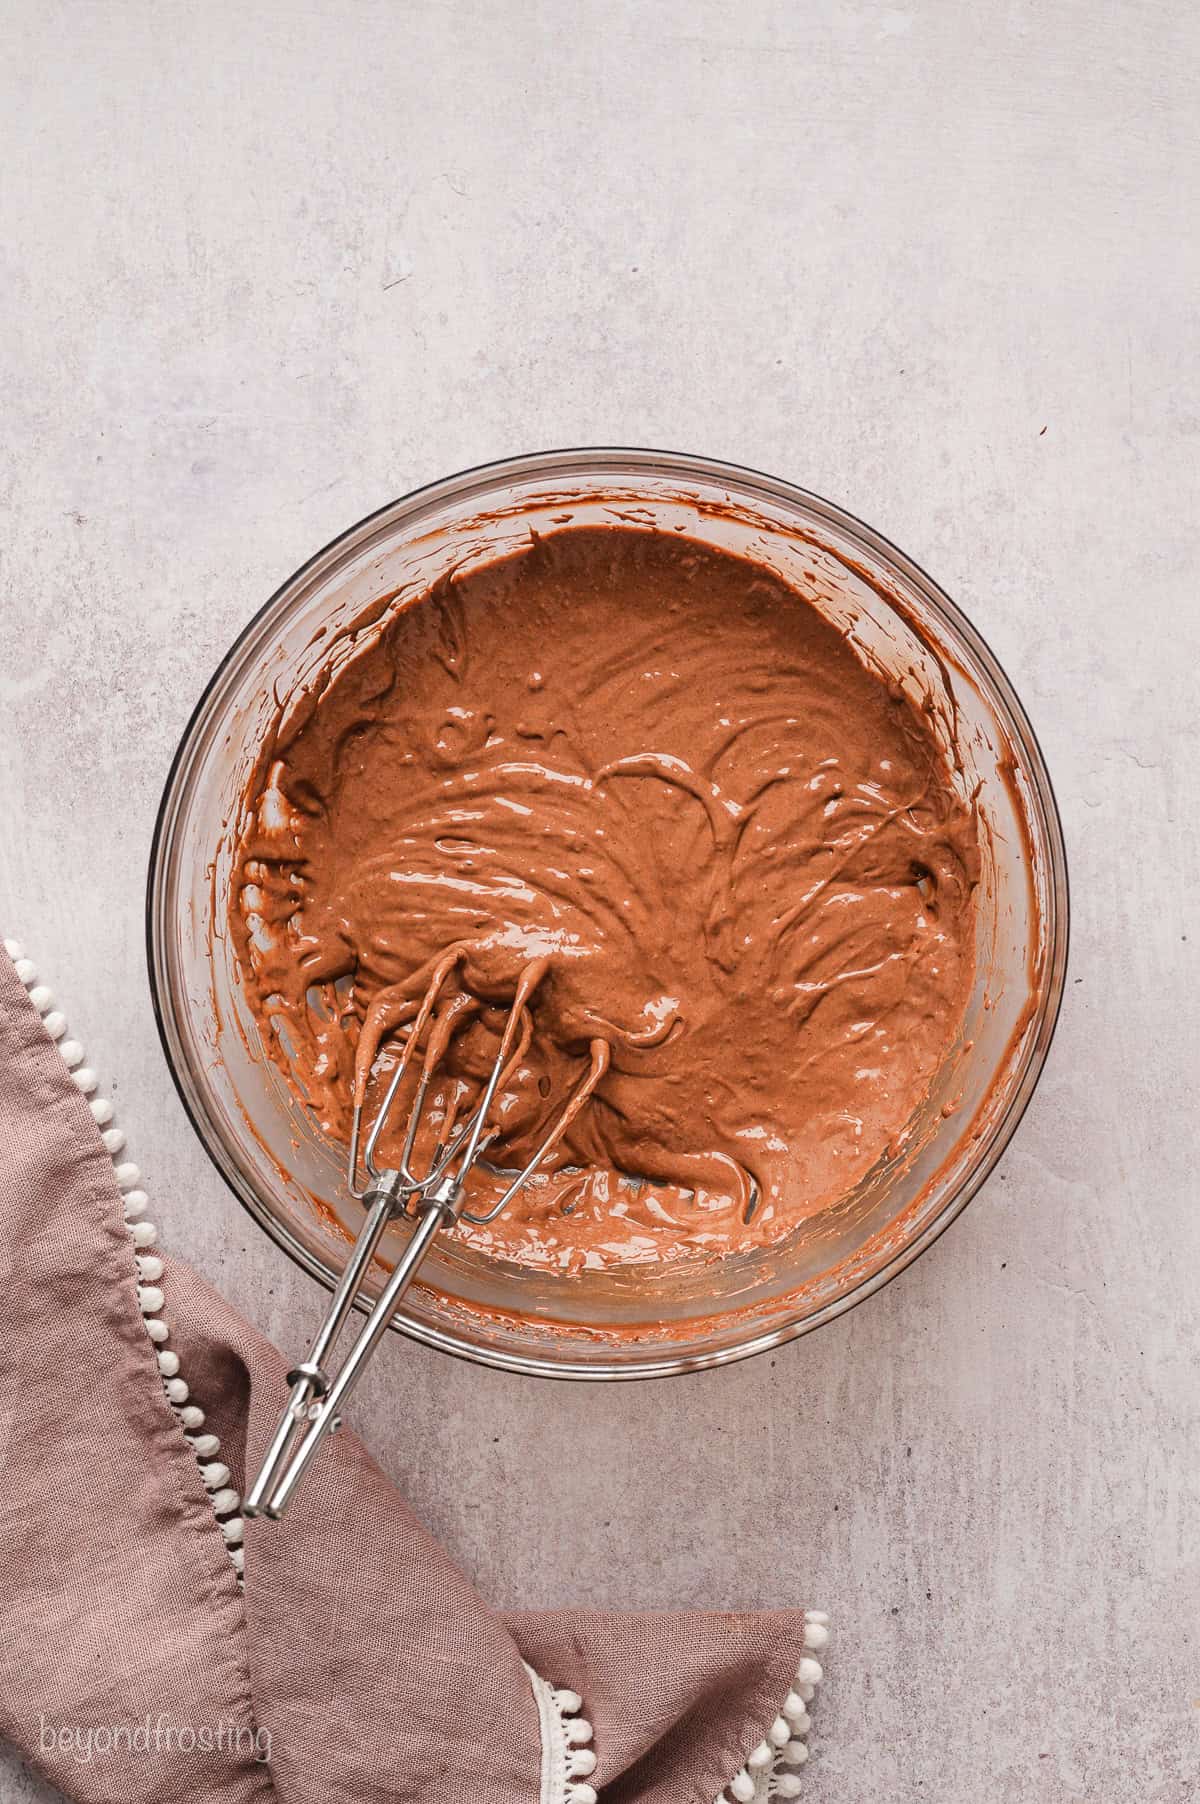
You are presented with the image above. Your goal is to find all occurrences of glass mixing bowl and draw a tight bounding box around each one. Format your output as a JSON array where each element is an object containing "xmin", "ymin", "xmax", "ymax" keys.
[{"xmin": 146, "ymin": 449, "xmax": 1068, "ymax": 1378}]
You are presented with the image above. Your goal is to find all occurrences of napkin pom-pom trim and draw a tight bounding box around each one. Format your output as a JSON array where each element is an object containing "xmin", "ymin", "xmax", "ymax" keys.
[
  {"xmin": 7, "ymin": 940, "xmax": 247, "ymax": 1587},
  {"xmin": 712, "ymin": 1613, "xmax": 827, "ymax": 1802},
  {"xmin": 525, "ymin": 1666, "xmax": 598, "ymax": 1804}
]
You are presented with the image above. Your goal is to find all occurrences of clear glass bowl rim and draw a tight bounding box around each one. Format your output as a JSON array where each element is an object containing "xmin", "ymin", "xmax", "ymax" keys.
[{"xmin": 145, "ymin": 445, "xmax": 1070, "ymax": 1381}]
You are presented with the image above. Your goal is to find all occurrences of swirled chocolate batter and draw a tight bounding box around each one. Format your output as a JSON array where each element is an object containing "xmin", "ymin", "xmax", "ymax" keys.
[{"xmin": 232, "ymin": 526, "xmax": 979, "ymax": 1271}]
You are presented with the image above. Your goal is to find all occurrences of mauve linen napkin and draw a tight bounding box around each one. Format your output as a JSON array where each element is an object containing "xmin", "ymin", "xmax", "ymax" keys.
[{"xmin": 0, "ymin": 946, "xmax": 827, "ymax": 1804}]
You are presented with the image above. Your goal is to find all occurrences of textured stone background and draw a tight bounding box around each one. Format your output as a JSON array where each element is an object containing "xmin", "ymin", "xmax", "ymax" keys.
[{"xmin": 1, "ymin": 2, "xmax": 1197, "ymax": 1798}]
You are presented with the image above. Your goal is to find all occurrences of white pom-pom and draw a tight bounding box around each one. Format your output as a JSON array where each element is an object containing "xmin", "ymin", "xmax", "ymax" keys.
[
  {"xmin": 565, "ymin": 1718, "xmax": 592, "ymax": 1746},
  {"xmin": 129, "ymin": 1220, "xmax": 157, "ymax": 1247},
  {"xmin": 136, "ymin": 1254, "xmax": 164, "ymax": 1282},
  {"xmin": 202, "ymin": 1461, "xmax": 231, "ymax": 1490},
  {"xmin": 102, "ymin": 1127, "xmax": 126, "ymax": 1155},
  {"xmin": 805, "ymin": 1610, "xmax": 829, "ymax": 1627},
  {"xmin": 138, "ymin": 1285, "xmax": 164, "ymax": 1315},
  {"xmin": 796, "ymin": 1657, "xmax": 823, "ymax": 1686},
  {"xmin": 73, "ymin": 1068, "xmax": 98, "ymax": 1095},
  {"xmin": 89, "ymin": 1097, "xmax": 114, "ymax": 1125},
  {"xmin": 59, "ymin": 1040, "xmax": 85, "ymax": 1067},
  {"xmin": 114, "ymin": 1163, "xmax": 140, "ymax": 1188},
  {"xmin": 803, "ymin": 1619, "xmax": 829, "ymax": 1651},
  {"xmin": 222, "ymin": 1517, "xmax": 245, "ymax": 1546},
  {"xmin": 553, "ymin": 1690, "xmax": 582, "ymax": 1714},
  {"xmin": 795, "ymin": 1683, "xmax": 815, "ymax": 1702},
  {"xmin": 28, "ymin": 985, "xmax": 54, "ymax": 1012},
  {"xmin": 14, "ymin": 959, "xmax": 37, "ymax": 985},
  {"xmin": 43, "ymin": 1012, "xmax": 67, "ymax": 1040},
  {"xmin": 747, "ymin": 1740, "xmax": 773, "ymax": 1770},
  {"xmin": 229, "ymin": 1546, "xmax": 245, "ymax": 1573},
  {"xmin": 179, "ymin": 1405, "xmax": 204, "ymax": 1429},
  {"xmin": 3, "ymin": 939, "xmax": 24, "ymax": 961},
  {"xmin": 567, "ymin": 1786, "xmax": 598, "ymax": 1804},
  {"xmin": 123, "ymin": 1189, "xmax": 149, "ymax": 1219},
  {"xmin": 785, "ymin": 1736, "xmax": 808, "ymax": 1757},
  {"xmin": 570, "ymin": 1749, "xmax": 597, "ymax": 1777},
  {"xmin": 188, "ymin": 1433, "xmax": 220, "ymax": 1458},
  {"xmin": 145, "ymin": 1318, "xmax": 169, "ymax": 1343},
  {"xmin": 730, "ymin": 1772, "xmax": 755, "ymax": 1803},
  {"xmin": 776, "ymin": 1774, "xmax": 804, "ymax": 1797},
  {"xmin": 769, "ymin": 1715, "xmax": 791, "ymax": 1747},
  {"xmin": 165, "ymin": 1377, "xmax": 189, "ymax": 1404},
  {"xmin": 157, "ymin": 1350, "xmax": 180, "ymax": 1377},
  {"xmin": 212, "ymin": 1487, "xmax": 240, "ymax": 1515},
  {"xmin": 783, "ymin": 1691, "xmax": 806, "ymax": 1721}
]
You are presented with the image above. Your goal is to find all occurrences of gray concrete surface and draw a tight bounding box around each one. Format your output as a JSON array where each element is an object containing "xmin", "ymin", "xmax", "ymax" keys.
[{"xmin": 2, "ymin": 2, "xmax": 1197, "ymax": 1798}]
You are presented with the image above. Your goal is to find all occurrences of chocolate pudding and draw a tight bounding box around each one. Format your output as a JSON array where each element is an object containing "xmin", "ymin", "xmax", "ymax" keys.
[{"xmin": 231, "ymin": 525, "xmax": 979, "ymax": 1272}]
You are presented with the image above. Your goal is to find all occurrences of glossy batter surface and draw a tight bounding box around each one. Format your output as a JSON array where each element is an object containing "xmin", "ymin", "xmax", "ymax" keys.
[{"xmin": 232, "ymin": 527, "xmax": 979, "ymax": 1270}]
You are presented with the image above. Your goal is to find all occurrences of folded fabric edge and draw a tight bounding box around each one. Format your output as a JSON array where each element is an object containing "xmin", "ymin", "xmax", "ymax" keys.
[
  {"xmin": 711, "ymin": 1617, "xmax": 829, "ymax": 1803},
  {"xmin": 2, "ymin": 938, "xmax": 247, "ymax": 1581},
  {"xmin": 525, "ymin": 1608, "xmax": 829, "ymax": 1804}
]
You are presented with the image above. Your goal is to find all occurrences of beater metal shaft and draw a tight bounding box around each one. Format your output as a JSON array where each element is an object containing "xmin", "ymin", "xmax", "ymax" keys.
[{"xmin": 246, "ymin": 959, "xmax": 608, "ymax": 1520}]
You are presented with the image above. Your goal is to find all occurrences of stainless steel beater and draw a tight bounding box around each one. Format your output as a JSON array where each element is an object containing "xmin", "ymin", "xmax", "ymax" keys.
[{"xmin": 245, "ymin": 953, "xmax": 609, "ymax": 1519}]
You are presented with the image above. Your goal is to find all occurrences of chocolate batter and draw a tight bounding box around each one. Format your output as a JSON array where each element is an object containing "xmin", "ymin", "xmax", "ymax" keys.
[{"xmin": 232, "ymin": 527, "xmax": 979, "ymax": 1271}]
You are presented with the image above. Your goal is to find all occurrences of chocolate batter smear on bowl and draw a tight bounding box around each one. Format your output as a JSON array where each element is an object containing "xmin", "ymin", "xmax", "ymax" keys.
[{"xmin": 232, "ymin": 526, "xmax": 979, "ymax": 1272}]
